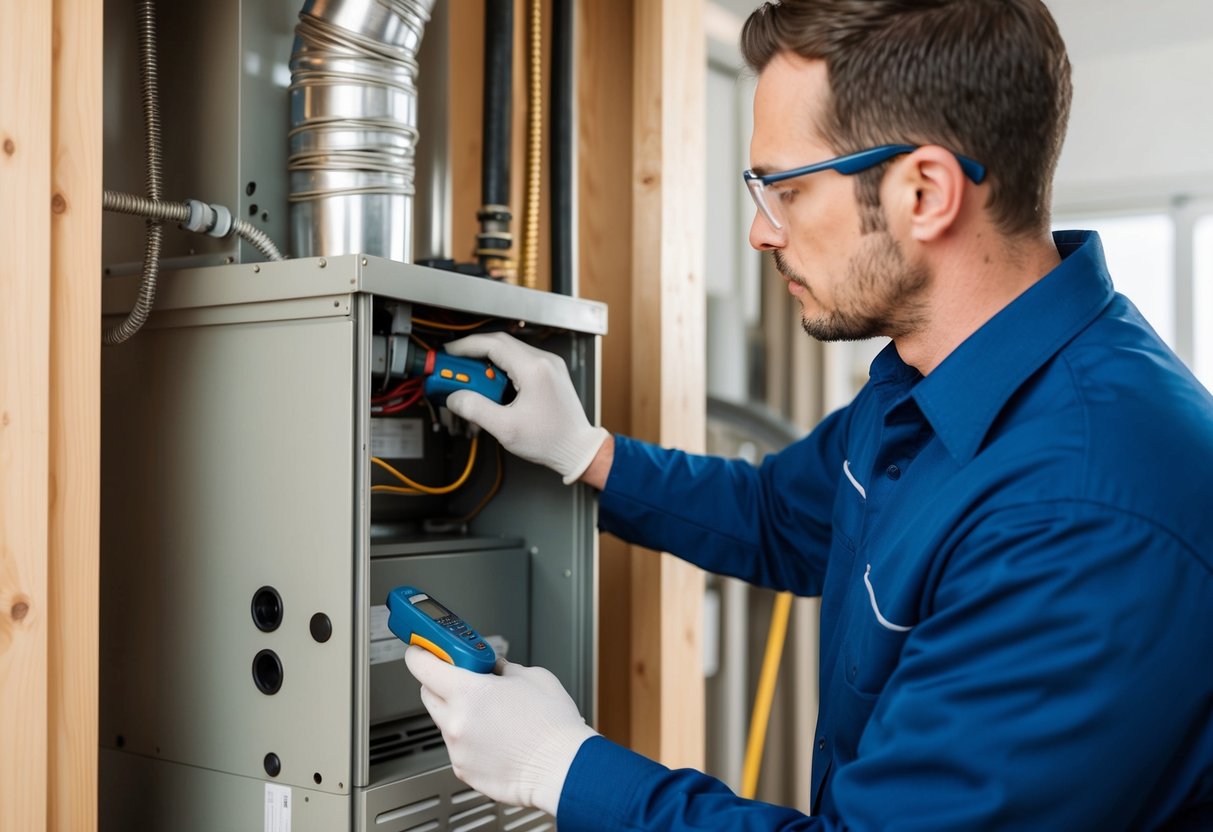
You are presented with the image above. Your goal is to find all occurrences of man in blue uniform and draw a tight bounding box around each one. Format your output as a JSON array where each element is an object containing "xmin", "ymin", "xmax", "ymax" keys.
[{"xmin": 405, "ymin": 0, "xmax": 1213, "ymax": 828}]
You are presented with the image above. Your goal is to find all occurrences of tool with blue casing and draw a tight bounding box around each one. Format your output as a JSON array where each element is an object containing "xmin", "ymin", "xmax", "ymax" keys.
[
  {"xmin": 386, "ymin": 585, "xmax": 497, "ymax": 674},
  {"xmin": 408, "ymin": 344, "xmax": 509, "ymax": 408}
]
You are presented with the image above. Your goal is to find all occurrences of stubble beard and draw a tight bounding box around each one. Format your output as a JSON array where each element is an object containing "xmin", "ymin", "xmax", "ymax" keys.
[{"xmin": 773, "ymin": 231, "xmax": 930, "ymax": 342}]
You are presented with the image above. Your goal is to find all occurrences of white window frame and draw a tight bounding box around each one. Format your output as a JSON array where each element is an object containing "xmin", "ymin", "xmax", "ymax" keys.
[{"xmin": 1052, "ymin": 197, "xmax": 1213, "ymax": 374}]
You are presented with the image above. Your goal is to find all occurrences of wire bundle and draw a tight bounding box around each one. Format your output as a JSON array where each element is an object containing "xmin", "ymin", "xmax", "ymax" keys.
[{"xmin": 371, "ymin": 376, "xmax": 425, "ymax": 415}]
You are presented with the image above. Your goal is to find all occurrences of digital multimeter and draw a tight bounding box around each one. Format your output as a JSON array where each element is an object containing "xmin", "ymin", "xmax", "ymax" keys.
[{"xmin": 386, "ymin": 586, "xmax": 497, "ymax": 674}]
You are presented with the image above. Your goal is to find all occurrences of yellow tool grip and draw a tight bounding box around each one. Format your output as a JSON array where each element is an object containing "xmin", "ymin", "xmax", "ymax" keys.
[{"xmin": 409, "ymin": 633, "xmax": 454, "ymax": 665}]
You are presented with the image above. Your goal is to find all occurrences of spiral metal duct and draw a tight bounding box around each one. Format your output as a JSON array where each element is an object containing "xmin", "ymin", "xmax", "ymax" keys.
[{"xmin": 289, "ymin": 0, "xmax": 436, "ymax": 261}]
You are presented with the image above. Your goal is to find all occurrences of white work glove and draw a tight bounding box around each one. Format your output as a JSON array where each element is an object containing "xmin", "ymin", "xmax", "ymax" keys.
[
  {"xmin": 404, "ymin": 646, "xmax": 598, "ymax": 816},
  {"xmin": 443, "ymin": 332, "xmax": 609, "ymax": 484}
]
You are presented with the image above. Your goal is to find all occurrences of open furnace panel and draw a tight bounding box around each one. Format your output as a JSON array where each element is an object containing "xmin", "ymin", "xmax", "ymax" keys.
[{"xmin": 99, "ymin": 256, "xmax": 604, "ymax": 831}]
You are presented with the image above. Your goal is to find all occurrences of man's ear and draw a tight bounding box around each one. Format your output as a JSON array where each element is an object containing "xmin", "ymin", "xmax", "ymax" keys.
[{"xmin": 887, "ymin": 145, "xmax": 968, "ymax": 242}]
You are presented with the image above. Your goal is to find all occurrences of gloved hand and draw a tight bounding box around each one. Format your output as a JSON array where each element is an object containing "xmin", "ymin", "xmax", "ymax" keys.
[
  {"xmin": 404, "ymin": 646, "xmax": 598, "ymax": 816},
  {"xmin": 443, "ymin": 332, "xmax": 609, "ymax": 484}
]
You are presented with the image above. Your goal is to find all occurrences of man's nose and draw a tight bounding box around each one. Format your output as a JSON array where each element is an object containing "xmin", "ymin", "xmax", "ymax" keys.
[{"xmin": 749, "ymin": 211, "xmax": 783, "ymax": 251}]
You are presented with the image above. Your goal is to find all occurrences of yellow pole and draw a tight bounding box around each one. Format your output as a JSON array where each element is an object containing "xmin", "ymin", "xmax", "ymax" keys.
[{"xmin": 741, "ymin": 591, "xmax": 794, "ymax": 799}]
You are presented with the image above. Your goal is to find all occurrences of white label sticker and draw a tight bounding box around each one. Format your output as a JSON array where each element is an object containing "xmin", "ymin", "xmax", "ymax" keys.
[
  {"xmin": 370, "ymin": 638, "xmax": 408, "ymax": 665},
  {"xmin": 370, "ymin": 417, "xmax": 424, "ymax": 459},
  {"xmin": 265, "ymin": 783, "xmax": 291, "ymax": 832},
  {"xmin": 369, "ymin": 604, "xmax": 392, "ymax": 642},
  {"xmin": 370, "ymin": 604, "xmax": 405, "ymax": 665}
]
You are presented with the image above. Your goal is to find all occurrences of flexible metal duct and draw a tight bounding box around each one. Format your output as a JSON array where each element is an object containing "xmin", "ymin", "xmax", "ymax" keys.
[{"xmin": 289, "ymin": 0, "xmax": 436, "ymax": 261}]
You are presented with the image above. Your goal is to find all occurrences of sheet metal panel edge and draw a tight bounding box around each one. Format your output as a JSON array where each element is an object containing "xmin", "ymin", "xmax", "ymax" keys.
[
  {"xmin": 102, "ymin": 255, "xmax": 609, "ymax": 335},
  {"xmin": 360, "ymin": 256, "xmax": 607, "ymax": 335}
]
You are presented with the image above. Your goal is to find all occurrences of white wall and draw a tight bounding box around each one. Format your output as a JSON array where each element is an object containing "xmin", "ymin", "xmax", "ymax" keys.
[{"xmin": 1049, "ymin": 0, "xmax": 1213, "ymax": 208}]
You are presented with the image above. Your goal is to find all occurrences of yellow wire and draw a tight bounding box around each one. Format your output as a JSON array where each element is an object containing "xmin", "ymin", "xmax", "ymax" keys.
[
  {"xmin": 459, "ymin": 441, "xmax": 503, "ymax": 523},
  {"xmin": 412, "ymin": 315, "xmax": 491, "ymax": 331},
  {"xmin": 741, "ymin": 591, "xmax": 794, "ymax": 799},
  {"xmin": 371, "ymin": 485, "xmax": 423, "ymax": 495},
  {"xmin": 371, "ymin": 435, "xmax": 478, "ymax": 495}
]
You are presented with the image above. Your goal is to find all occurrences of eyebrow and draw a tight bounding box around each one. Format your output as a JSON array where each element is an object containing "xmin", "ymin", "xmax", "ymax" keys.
[{"xmin": 749, "ymin": 164, "xmax": 774, "ymax": 177}]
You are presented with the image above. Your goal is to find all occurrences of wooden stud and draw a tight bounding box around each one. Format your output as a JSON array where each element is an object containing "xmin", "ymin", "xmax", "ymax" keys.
[
  {"xmin": 0, "ymin": 2, "xmax": 53, "ymax": 830},
  {"xmin": 49, "ymin": 0, "xmax": 102, "ymax": 828},
  {"xmin": 627, "ymin": 0, "xmax": 706, "ymax": 769},
  {"xmin": 576, "ymin": 0, "xmax": 636, "ymax": 744}
]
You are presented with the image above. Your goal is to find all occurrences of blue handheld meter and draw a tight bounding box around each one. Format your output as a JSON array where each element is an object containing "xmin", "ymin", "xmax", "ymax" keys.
[
  {"xmin": 386, "ymin": 586, "xmax": 497, "ymax": 674},
  {"xmin": 409, "ymin": 347, "xmax": 509, "ymax": 408}
]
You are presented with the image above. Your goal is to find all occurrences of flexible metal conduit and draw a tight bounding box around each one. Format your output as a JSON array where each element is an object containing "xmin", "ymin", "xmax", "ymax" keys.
[
  {"xmin": 520, "ymin": 0, "xmax": 543, "ymax": 288},
  {"xmin": 102, "ymin": 191, "xmax": 287, "ymax": 264},
  {"xmin": 104, "ymin": 0, "xmax": 287, "ymax": 345},
  {"xmin": 103, "ymin": 0, "xmax": 165, "ymax": 346},
  {"xmin": 289, "ymin": 0, "xmax": 436, "ymax": 261}
]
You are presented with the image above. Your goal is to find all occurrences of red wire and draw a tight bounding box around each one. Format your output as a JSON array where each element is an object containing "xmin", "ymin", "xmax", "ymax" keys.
[
  {"xmin": 375, "ymin": 388, "xmax": 425, "ymax": 414},
  {"xmin": 372, "ymin": 377, "xmax": 423, "ymax": 404}
]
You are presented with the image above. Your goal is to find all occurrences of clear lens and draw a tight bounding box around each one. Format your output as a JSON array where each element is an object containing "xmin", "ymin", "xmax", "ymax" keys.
[{"xmin": 746, "ymin": 178, "xmax": 784, "ymax": 235}]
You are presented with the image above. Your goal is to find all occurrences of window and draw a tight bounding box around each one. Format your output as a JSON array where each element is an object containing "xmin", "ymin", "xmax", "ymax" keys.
[
  {"xmin": 1193, "ymin": 215, "xmax": 1213, "ymax": 390},
  {"xmin": 1053, "ymin": 214, "xmax": 1176, "ymax": 346}
]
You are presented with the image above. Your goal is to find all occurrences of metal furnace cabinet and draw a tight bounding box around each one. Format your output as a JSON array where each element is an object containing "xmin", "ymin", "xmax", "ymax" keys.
[{"xmin": 99, "ymin": 256, "xmax": 604, "ymax": 832}]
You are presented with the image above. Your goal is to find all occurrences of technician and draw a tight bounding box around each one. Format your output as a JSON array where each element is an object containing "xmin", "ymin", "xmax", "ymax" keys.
[{"xmin": 405, "ymin": 0, "xmax": 1213, "ymax": 829}]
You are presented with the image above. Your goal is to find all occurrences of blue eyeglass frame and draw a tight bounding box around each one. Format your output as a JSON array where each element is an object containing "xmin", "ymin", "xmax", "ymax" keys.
[{"xmin": 742, "ymin": 143, "xmax": 987, "ymax": 188}]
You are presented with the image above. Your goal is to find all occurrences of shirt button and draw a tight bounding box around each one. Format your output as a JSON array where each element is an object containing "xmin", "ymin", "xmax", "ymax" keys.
[
  {"xmin": 885, "ymin": 464, "xmax": 901, "ymax": 480},
  {"xmin": 817, "ymin": 737, "xmax": 826, "ymax": 751}
]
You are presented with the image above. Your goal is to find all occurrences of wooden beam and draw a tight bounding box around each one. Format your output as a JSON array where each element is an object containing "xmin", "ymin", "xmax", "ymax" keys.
[
  {"xmin": 49, "ymin": 0, "xmax": 102, "ymax": 828},
  {"xmin": 628, "ymin": 0, "xmax": 706, "ymax": 768},
  {"xmin": 576, "ymin": 0, "xmax": 636, "ymax": 744},
  {"xmin": 0, "ymin": 1, "xmax": 53, "ymax": 829}
]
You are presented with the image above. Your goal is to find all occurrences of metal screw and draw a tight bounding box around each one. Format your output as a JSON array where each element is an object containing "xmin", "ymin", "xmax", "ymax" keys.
[
  {"xmin": 333, "ymin": 300, "xmax": 340, "ymax": 308},
  {"xmin": 529, "ymin": 546, "xmax": 540, "ymax": 556},
  {"xmin": 224, "ymin": 256, "xmax": 234, "ymax": 264},
  {"xmin": 564, "ymin": 569, "xmax": 572, "ymax": 578},
  {"xmin": 253, "ymin": 264, "xmax": 260, "ymax": 273},
  {"xmin": 361, "ymin": 257, "xmax": 368, "ymax": 266},
  {"xmin": 318, "ymin": 257, "xmax": 327, "ymax": 268}
]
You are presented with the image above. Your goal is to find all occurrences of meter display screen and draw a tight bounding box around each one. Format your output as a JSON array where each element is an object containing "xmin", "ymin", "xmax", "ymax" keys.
[{"xmin": 412, "ymin": 597, "xmax": 452, "ymax": 621}]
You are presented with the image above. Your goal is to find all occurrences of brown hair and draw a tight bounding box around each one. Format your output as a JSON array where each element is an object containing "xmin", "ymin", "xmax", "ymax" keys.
[{"xmin": 741, "ymin": 0, "xmax": 1072, "ymax": 236}]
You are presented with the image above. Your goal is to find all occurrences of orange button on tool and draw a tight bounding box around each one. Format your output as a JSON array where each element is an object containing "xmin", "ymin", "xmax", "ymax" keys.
[
  {"xmin": 485, "ymin": 368, "xmax": 496, "ymax": 380},
  {"xmin": 440, "ymin": 368, "xmax": 454, "ymax": 379},
  {"xmin": 455, "ymin": 373, "xmax": 470, "ymax": 383}
]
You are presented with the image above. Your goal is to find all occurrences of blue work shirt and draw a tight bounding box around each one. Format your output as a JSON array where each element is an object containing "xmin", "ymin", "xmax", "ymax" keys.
[{"xmin": 559, "ymin": 232, "xmax": 1213, "ymax": 831}]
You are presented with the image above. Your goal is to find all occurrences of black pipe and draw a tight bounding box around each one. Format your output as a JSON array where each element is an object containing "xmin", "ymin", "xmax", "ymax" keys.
[
  {"xmin": 550, "ymin": 0, "xmax": 575, "ymax": 295},
  {"xmin": 482, "ymin": 0, "xmax": 513, "ymax": 209}
]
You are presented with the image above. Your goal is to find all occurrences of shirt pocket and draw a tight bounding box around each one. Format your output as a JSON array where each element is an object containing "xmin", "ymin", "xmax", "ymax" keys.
[
  {"xmin": 842, "ymin": 563, "xmax": 915, "ymax": 697},
  {"xmin": 832, "ymin": 460, "xmax": 867, "ymax": 552}
]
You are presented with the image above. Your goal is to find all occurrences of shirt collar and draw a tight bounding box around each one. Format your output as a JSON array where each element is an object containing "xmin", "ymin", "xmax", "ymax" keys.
[{"xmin": 886, "ymin": 230, "xmax": 1114, "ymax": 464}]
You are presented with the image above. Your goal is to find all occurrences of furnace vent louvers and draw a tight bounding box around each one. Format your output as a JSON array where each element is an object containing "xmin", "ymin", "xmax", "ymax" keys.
[{"xmin": 289, "ymin": 0, "xmax": 436, "ymax": 261}]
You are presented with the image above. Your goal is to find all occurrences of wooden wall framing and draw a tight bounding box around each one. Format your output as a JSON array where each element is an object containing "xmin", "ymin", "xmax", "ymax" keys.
[
  {"xmin": 0, "ymin": 2, "xmax": 701, "ymax": 826},
  {"xmin": 579, "ymin": 0, "xmax": 707, "ymax": 767},
  {"xmin": 1, "ymin": 0, "xmax": 102, "ymax": 829}
]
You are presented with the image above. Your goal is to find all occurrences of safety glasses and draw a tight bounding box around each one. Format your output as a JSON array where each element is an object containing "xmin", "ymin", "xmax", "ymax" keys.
[{"xmin": 742, "ymin": 144, "xmax": 987, "ymax": 234}]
